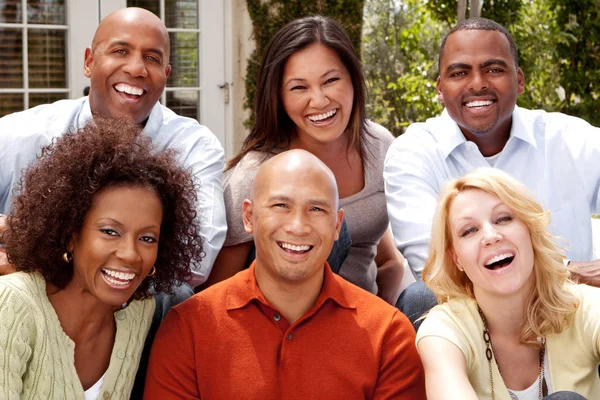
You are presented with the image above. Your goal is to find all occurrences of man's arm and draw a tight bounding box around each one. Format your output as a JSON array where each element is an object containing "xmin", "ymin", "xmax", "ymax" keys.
[
  {"xmin": 384, "ymin": 136, "xmax": 441, "ymax": 278},
  {"xmin": 372, "ymin": 311, "xmax": 426, "ymax": 399},
  {"xmin": 144, "ymin": 308, "xmax": 200, "ymax": 400},
  {"xmin": 184, "ymin": 132, "xmax": 227, "ymax": 287}
]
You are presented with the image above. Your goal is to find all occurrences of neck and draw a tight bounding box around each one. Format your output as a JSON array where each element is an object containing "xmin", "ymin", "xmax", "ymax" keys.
[
  {"xmin": 254, "ymin": 261, "xmax": 324, "ymax": 324},
  {"xmin": 474, "ymin": 288, "xmax": 531, "ymax": 339},
  {"xmin": 47, "ymin": 281, "xmax": 117, "ymax": 342},
  {"xmin": 461, "ymin": 118, "xmax": 512, "ymax": 157},
  {"xmin": 290, "ymin": 130, "xmax": 350, "ymax": 161}
]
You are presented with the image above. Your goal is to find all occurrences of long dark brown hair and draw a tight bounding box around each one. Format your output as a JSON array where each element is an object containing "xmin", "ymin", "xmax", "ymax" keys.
[{"xmin": 228, "ymin": 15, "xmax": 372, "ymax": 170}]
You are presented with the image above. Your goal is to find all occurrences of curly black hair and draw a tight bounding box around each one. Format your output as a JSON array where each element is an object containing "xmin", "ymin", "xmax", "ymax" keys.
[{"xmin": 4, "ymin": 116, "xmax": 203, "ymax": 298}]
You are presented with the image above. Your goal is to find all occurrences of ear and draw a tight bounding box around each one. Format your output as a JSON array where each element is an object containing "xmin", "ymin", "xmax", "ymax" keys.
[
  {"xmin": 516, "ymin": 67, "xmax": 525, "ymax": 96},
  {"xmin": 83, "ymin": 47, "xmax": 93, "ymax": 78},
  {"xmin": 436, "ymin": 76, "xmax": 444, "ymax": 104},
  {"xmin": 450, "ymin": 249, "xmax": 462, "ymax": 271},
  {"xmin": 165, "ymin": 64, "xmax": 172, "ymax": 77},
  {"xmin": 242, "ymin": 199, "xmax": 254, "ymax": 234},
  {"xmin": 334, "ymin": 208, "xmax": 344, "ymax": 240}
]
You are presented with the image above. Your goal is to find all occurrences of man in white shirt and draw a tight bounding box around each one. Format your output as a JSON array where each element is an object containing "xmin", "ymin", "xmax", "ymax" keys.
[
  {"xmin": 384, "ymin": 17, "xmax": 600, "ymax": 325},
  {"xmin": 0, "ymin": 7, "xmax": 227, "ymax": 286}
]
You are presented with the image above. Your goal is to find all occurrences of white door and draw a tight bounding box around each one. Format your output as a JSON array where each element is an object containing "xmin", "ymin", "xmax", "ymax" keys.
[{"xmin": 0, "ymin": 0, "xmax": 230, "ymax": 149}]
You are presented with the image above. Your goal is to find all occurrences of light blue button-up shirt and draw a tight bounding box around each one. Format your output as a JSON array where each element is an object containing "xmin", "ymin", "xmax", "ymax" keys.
[
  {"xmin": 0, "ymin": 97, "xmax": 226, "ymax": 285},
  {"xmin": 384, "ymin": 106, "xmax": 600, "ymax": 277}
]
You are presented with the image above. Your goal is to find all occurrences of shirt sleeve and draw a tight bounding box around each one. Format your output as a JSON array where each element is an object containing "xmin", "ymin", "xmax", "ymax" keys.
[
  {"xmin": 0, "ymin": 284, "xmax": 35, "ymax": 399},
  {"xmin": 183, "ymin": 129, "xmax": 227, "ymax": 287},
  {"xmin": 144, "ymin": 307, "xmax": 200, "ymax": 400},
  {"xmin": 372, "ymin": 310, "xmax": 426, "ymax": 400},
  {"xmin": 383, "ymin": 130, "xmax": 441, "ymax": 277}
]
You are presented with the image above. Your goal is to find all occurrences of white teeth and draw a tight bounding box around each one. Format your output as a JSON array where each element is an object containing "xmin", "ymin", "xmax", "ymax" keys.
[
  {"xmin": 485, "ymin": 253, "xmax": 514, "ymax": 266},
  {"xmin": 102, "ymin": 269, "xmax": 135, "ymax": 281},
  {"xmin": 280, "ymin": 242, "xmax": 310, "ymax": 252},
  {"xmin": 307, "ymin": 109, "xmax": 337, "ymax": 122},
  {"xmin": 465, "ymin": 100, "xmax": 493, "ymax": 108},
  {"xmin": 115, "ymin": 83, "xmax": 144, "ymax": 96}
]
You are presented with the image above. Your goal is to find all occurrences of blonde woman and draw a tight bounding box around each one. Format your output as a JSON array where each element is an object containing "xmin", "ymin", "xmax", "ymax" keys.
[{"xmin": 417, "ymin": 168, "xmax": 596, "ymax": 400}]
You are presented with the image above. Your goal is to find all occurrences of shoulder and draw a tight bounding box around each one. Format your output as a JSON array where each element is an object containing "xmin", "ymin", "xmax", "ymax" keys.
[
  {"xmin": 518, "ymin": 107, "xmax": 599, "ymax": 139},
  {"xmin": 386, "ymin": 115, "xmax": 445, "ymax": 158},
  {"xmin": 151, "ymin": 105, "xmax": 224, "ymax": 150},
  {"xmin": 0, "ymin": 273, "xmax": 43, "ymax": 331}
]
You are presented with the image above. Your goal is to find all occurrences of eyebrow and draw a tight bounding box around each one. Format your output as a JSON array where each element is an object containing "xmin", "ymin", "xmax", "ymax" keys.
[
  {"xmin": 283, "ymin": 68, "xmax": 341, "ymax": 87},
  {"xmin": 99, "ymin": 217, "xmax": 160, "ymax": 231},
  {"xmin": 446, "ymin": 59, "xmax": 509, "ymax": 73},
  {"xmin": 266, "ymin": 194, "xmax": 332, "ymax": 208},
  {"xmin": 107, "ymin": 40, "xmax": 165, "ymax": 58}
]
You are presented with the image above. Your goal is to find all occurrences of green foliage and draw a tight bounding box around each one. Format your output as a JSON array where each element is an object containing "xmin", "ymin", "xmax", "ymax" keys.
[
  {"xmin": 364, "ymin": 0, "xmax": 599, "ymax": 137},
  {"xmin": 548, "ymin": 0, "xmax": 600, "ymax": 126},
  {"xmin": 244, "ymin": 0, "xmax": 365, "ymax": 129},
  {"xmin": 363, "ymin": 0, "xmax": 444, "ymax": 136}
]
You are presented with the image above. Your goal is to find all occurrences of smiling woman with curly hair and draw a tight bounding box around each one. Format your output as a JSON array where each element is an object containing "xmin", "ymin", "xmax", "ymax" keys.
[{"xmin": 0, "ymin": 116, "xmax": 203, "ymax": 399}]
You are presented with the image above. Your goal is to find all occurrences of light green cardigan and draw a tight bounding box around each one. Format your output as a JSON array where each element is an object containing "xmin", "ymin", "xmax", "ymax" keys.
[
  {"xmin": 0, "ymin": 272, "xmax": 155, "ymax": 400},
  {"xmin": 417, "ymin": 284, "xmax": 600, "ymax": 400}
]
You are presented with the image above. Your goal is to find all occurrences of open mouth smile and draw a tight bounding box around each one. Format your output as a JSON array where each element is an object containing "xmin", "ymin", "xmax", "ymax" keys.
[
  {"xmin": 278, "ymin": 241, "xmax": 313, "ymax": 254},
  {"xmin": 114, "ymin": 83, "xmax": 146, "ymax": 99},
  {"xmin": 306, "ymin": 108, "xmax": 337, "ymax": 124},
  {"xmin": 484, "ymin": 252, "xmax": 515, "ymax": 271},
  {"xmin": 101, "ymin": 268, "xmax": 136, "ymax": 287}
]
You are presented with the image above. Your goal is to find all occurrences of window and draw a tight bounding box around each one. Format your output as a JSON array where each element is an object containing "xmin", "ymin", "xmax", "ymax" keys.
[{"xmin": 0, "ymin": 0, "xmax": 69, "ymax": 117}]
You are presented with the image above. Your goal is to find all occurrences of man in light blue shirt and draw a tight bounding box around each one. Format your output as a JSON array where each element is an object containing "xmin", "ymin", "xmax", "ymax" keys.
[
  {"xmin": 384, "ymin": 18, "xmax": 600, "ymax": 326},
  {"xmin": 0, "ymin": 7, "xmax": 226, "ymax": 287}
]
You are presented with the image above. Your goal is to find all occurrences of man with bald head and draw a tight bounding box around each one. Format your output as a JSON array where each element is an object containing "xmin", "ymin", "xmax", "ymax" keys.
[
  {"xmin": 144, "ymin": 150, "xmax": 425, "ymax": 400},
  {"xmin": 0, "ymin": 7, "xmax": 226, "ymax": 284}
]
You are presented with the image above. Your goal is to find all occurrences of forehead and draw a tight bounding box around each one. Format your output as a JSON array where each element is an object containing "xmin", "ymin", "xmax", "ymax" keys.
[
  {"xmin": 283, "ymin": 42, "xmax": 347, "ymax": 77},
  {"xmin": 449, "ymin": 189, "xmax": 504, "ymax": 220},
  {"xmin": 257, "ymin": 164, "xmax": 337, "ymax": 206},
  {"xmin": 95, "ymin": 16, "xmax": 168, "ymax": 53},
  {"xmin": 441, "ymin": 30, "xmax": 513, "ymax": 68}
]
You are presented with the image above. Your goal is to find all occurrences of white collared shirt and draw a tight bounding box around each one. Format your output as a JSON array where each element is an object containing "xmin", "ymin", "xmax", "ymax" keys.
[
  {"xmin": 0, "ymin": 97, "xmax": 227, "ymax": 285},
  {"xmin": 384, "ymin": 106, "xmax": 600, "ymax": 277}
]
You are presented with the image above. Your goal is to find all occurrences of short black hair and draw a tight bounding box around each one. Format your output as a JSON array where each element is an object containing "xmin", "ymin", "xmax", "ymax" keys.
[{"xmin": 438, "ymin": 17, "xmax": 519, "ymax": 74}]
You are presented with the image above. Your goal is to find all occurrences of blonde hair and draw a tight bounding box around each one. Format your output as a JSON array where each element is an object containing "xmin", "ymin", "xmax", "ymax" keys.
[{"xmin": 423, "ymin": 168, "xmax": 579, "ymax": 346}]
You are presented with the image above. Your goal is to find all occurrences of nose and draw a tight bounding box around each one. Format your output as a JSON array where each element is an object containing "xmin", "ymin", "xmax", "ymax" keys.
[
  {"xmin": 284, "ymin": 210, "xmax": 312, "ymax": 236},
  {"xmin": 482, "ymin": 223, "xmax": 502, "ymax": 246},
  {"xmin": 116, "ymin": 236, "xmax": 142, "ymax": 264},
  {"xmin": 469, "ymin": 71, "xmax": 489, "ymax": 92},
  {"xmin": 122, "ymin": 54, "xmax": 149, "ymax": 78},
  {"xmin": 309, "ymin": 87, "xmax": 330, "ymax": 109}
]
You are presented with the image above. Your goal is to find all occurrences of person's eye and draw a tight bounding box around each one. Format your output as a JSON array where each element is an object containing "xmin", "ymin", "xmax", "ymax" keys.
[
  {"xmin": 113, "ymin": 49, "xmax": 127, "ymax": 55},
  {"xmin": 325, "ymin": 77, "xmax": 340, "ymax": 84},
  {"xmin": 487, "ymin": 68, "xmax": 503, "ymax": 73},
  {"xmin": 460, "ymin": 227, "xmax": 477, "ymax": 237},
  {"xmin": 272, "ymin": 203, "xmax": 288, "ymax": 209},
  {"xmin": 310, "ymin": 206, "xmax": 325, "ymax": 212},
  {"xmin": 496, "ymin": 215, "xmax": 513, "ymax": 224},
  {"xmin": 100, "ymin": 228, "xmax": 119, "ymax": 237},
  {"xmin": 140, "ymin": 236, "xmax": 158, "ymax": 243},
  {"xmin": 290, "ymin": 85, "xmax": 306, "ymax": 91},
  {"xmin": 145, "ymin": 55, "xmax": 160, "ymax": 63},
  {"xmin": 449, "ymin": 71, "xmax": 467, "ymax": 77}
]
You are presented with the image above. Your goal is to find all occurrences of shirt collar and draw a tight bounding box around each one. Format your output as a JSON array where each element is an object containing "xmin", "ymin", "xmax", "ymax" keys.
[
  {"xmin": 226, "ymin": 261, "xmax": 356, "ymax": 312},
  {"xmin": 436, "ymin": 105, "xmax": 537, "ymax": 159}
]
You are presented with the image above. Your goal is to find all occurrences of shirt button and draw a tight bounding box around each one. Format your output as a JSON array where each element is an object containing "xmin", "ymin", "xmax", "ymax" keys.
[
  {"xmin": 117, "ymin": 350, "xmax": 125, "ymax": 359},
  {"xmin": 286, "ymin": 333, "xmax": 293, "ymax": 340},
  {"xmin": 103, "ymin": 392, "xmax": 110, "ymax": 399},
  {"xmin": 116, "ymin": 311, "xmax": 126, "ymax": 320},
  {"xmin": 273, "ymin": 314, "xmax": 281, "ymax": 322}
]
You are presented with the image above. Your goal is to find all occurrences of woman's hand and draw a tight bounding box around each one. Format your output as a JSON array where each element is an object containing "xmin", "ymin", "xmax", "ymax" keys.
[{"xmin": 375, "ymin": 228, "xmax": 405, "ymax": 305}]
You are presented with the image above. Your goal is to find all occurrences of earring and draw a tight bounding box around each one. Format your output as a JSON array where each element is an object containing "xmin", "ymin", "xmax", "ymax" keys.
[
  {"xmin": 62, "ymin": 252, "xmax": 73, "ymax": 263},
  {"xmin": 148, "ymin": 266, "xmax": 156, "ymax": 277}
]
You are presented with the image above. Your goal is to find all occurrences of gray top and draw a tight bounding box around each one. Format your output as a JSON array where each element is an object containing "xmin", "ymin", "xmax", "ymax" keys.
[{"xmin": 223, "ymin": 122, "xmax": 394, "ymax": 294}]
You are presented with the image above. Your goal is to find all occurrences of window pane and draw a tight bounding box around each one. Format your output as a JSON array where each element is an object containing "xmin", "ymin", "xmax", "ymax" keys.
[
  {"xmin": 0, "ymin": 28, "xmax": 23, "ymax": 88},
  {"xmin": 168, "ymin": 32, "xmax": 199, "ymax": 87},
  {"xmin": 126, "ymin": 0, "xmax": 159, "ymax": 18},
  {"xmin": 0, "ymin": 0, "xmax": 22, "ymax": 23},
  {"xmin": 28, "ymin": 29, "xmax": 67, "ymax": 89},
  {"xmin": 0, "ymin": 93, "xmax": 24, "ymax": 117},
  {"xmin": 166, "ymin": 90, "xmax": 198, "ymax": 120},
  {"xmin": 27, "ymin": 0, "xmax": 66, "ymax": 25},
  {"xmin": 165, "ymin": 0, "xmax": 197, "ymax": 29},
  {"xmin": 29, "ymin": 92, "xmax": 67, "ymax": 108}
]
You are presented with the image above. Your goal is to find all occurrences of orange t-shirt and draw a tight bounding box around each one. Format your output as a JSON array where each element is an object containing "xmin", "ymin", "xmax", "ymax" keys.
[{"xmin": 144, "ymin": 263, "xmax": 425, "ymax": 399}]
